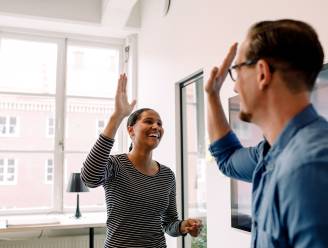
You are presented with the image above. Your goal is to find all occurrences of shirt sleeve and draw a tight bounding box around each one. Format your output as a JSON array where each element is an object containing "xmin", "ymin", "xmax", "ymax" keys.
[
  {"xmin": 81, "ymin": 134, "xmax": 118, "ymax": 188},
  {"xmin": 278, "ymin": 162, "xmax": 328, "ymax": 248},
  {"xmin": 162, "ymin": 173, "xmax": 184, "ymax": 237},
  {"xmin": 209, "ymin": 131, "xmax": 261, "ymax": 182}
]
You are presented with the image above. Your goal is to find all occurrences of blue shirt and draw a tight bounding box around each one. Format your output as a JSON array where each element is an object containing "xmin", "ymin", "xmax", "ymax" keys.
[{"xmin": 209, "ymin": 105, "xmax": 328, "ymax": 248}]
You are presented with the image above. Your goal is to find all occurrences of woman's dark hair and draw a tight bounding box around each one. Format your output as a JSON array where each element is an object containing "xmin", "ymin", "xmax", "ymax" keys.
[
  {"xmin": 127, "ymin": 108, "xmax": 154, "ymax": 152},
  {"xmin": 246, "ymin": 19, "xmax": 324, "ymax": 92}
]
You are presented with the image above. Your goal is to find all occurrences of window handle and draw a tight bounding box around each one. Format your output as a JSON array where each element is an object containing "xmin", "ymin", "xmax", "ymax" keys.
[{"xmin": 58, "ymin": 141, "xmax": 64, "ymax": 152}]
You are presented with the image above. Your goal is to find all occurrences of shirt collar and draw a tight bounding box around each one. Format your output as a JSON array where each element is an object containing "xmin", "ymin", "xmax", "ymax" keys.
[{"xmin": 266, "ymin": 104, "xmax": 319, "ymax": 159}]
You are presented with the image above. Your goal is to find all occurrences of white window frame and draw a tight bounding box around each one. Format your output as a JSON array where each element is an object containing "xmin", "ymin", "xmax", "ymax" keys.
[
  {"xmin": 62, "ymin": 39, "xmax": 125, "ymax": 212},
  {"xmin": 0, "ymin": 158, "xmax": 17, "ymax": 185},
  {"xmin": 0, "ymin": 29, "xmax": 133, "ymax": 215}
]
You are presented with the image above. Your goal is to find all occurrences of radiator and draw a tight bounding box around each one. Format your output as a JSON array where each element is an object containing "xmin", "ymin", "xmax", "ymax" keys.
[{"xmin": 0, "ymin": 234, "xmax": 105, "ymax": 248}]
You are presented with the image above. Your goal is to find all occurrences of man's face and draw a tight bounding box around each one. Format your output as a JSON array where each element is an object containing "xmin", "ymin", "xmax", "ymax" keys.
[{"xmin": 233, "ymin": 38, "xmax": 259, "ymax": 123}]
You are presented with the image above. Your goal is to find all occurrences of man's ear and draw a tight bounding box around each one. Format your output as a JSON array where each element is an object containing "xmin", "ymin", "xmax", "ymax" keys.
[{"xmin": 256, "ymin": 59, "xmax": 272, "ymax": 90}]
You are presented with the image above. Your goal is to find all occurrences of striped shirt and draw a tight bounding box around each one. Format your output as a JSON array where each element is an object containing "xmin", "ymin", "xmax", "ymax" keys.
[{"xmin": 81, "ymin": 134, "xmax": 183, "ymax": 248}]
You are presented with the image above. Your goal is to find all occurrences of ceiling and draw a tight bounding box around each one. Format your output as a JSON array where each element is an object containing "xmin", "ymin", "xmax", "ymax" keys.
[{"xmin": 0, "ymin": 0, "xmax": 141, "ymax": 38}]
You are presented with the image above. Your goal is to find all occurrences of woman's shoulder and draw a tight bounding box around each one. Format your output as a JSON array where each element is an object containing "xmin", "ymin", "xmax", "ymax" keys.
[
  {"xmin": 109, "ymin": 153, "xmax": 129, "ymax": 165},
  {"xmin": 157, "ymin": 162, "xmax": 175, "ymax": 177}
]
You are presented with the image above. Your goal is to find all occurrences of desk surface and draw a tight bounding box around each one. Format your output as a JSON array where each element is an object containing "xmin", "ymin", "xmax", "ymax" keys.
[{"xmin": 0, "ymin": 212, "xmax": 106, "ymax": 233}]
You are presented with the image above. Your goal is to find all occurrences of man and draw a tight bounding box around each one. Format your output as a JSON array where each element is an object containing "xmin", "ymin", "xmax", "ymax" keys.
[{"xmin": 206, "ymin": 19, "xmax": 328, "ymax": 247}]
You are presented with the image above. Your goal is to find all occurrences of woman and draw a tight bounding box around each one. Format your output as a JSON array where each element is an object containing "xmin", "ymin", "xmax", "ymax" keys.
[{"xmin": 81, "ymin": 74, "xmax": 202, "ymax": 248}]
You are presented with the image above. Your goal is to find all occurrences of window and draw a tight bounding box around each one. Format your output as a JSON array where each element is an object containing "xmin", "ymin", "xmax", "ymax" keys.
[
  {"xmin": 45, "ymin": 159, "xmax": 53, "ymax": 183},
  {"xmin": 95, "ymin": 116, "xmax": 119, "ymax": 153},
  {"xmin": 0, "ymin": 117, "xmax": 6, "ymax": 134},
  {"xmin": 0, "ymin": 32, "xmax": 125, "ymax": 214},
  {"xmin": 0, "ymin": 34, "xmax": 57, "ymax": 211},
  {"xmin": 0, "ymin": 158, "xmax": 17, "ymax": 185},
  {"xmin": 96, "ymin": 119, "xmax": 105, "ymax": 136},
  {"xmin": 176, "ymin": 71, "xmax": 207, "ymax": 248},
  {"xmin": 63, "ymin": 41, "xmax": 121, "ymax": 211},
  {"xmin": 46, "ymin": 117, "xmax": 55, "ymax": 137},
  {"xmin": 0, "ymin": 116, "xmax": 18, "ymax": 136}
]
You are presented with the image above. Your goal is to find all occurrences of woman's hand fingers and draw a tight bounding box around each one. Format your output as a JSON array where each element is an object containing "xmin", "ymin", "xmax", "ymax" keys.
[{"xmin": 114, "ymin": 74, "xmax": 136, "ymax": 118}]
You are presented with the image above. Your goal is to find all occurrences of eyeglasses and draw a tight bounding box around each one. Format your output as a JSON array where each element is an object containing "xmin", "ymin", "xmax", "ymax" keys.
[{"xmin": 228, "ymin": 59, "xmax": 258, "ymax": 82}]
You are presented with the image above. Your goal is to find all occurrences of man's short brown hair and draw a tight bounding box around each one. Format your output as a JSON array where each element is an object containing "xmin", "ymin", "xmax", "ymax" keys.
[{"xmin": 246, "ymin": 19, "xmax": 324, "ymax": 92}]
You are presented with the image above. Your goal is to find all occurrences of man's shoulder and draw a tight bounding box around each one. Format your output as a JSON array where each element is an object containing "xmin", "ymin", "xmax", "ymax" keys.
[
  {"xmin": 276, "ymin": 118, "xmax": 328, "ymax": 176},
  {"xmin": 293, "ymin": 116, "xmax": 328, "ymax": 146}
]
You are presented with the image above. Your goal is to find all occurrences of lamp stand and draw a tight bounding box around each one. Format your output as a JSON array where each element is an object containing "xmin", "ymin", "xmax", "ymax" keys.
[{"xmin": 75, "ymin": 193, "xmax": 82, "ymax": 218}]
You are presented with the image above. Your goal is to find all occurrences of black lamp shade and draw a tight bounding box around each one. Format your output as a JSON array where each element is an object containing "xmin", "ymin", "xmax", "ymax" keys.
[{"xmin": 66, "ymin": 173, "xmax": 89, "ymax": 193}]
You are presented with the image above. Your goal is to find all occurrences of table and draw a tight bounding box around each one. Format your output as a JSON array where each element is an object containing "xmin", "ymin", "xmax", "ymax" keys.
[{"xmin": 0, "ymin": 212, "xmax": 106, "ymax": 248}]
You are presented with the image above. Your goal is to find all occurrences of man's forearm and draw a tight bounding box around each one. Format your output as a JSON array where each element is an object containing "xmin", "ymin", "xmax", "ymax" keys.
[{"xmin": 207, "ymin": 93, "xmax": 231, "ymax": 143}]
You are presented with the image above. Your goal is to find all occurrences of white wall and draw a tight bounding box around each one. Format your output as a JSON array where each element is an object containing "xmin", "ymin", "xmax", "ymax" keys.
[{"xmin": 137, "ymin": 0, "xmax": 328, "ymax": 247}]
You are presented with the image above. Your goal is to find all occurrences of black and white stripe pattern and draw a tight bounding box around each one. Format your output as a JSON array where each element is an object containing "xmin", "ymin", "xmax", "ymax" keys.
[{"xmin": 81, "ymin": 135, "xmax": 183, "ymax": 248}]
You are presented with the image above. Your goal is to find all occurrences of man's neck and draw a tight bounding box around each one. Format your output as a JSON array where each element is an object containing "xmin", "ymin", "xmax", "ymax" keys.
[{"xmin": 256, "ymin": 92, "xmax": 310, "ymax": 145}]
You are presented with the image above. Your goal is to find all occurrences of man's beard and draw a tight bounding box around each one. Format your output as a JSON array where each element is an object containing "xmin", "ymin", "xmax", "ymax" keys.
[{"xmin": 239, "ymin": 111, "xmax": 252, "ymax": 123}]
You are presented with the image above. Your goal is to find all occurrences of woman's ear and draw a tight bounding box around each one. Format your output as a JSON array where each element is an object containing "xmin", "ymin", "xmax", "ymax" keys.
[
  {"xmin": 127, "ymin": 126, "xmax": 134, "ymax": 138},
  {"xmin": 256, "ymin": 59, "xmax": 272, "ymax": 90}
]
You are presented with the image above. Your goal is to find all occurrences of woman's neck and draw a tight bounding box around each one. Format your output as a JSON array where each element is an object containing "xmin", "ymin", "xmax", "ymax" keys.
[
  {"xmin": 128, "ymin": 149, "xmax": 159, "ymax": 176},
  {"xmin": 128, "ymin": 148, "xmax": 153, "ymax": 168}
]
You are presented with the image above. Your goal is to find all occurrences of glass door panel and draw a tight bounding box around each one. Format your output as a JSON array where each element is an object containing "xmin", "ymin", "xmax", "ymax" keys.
[{"xmin": 180, "ymin": 74, "xmax": 207, "ymax": 248}]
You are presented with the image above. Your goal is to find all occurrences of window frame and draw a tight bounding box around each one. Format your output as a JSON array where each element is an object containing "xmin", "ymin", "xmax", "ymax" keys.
[{"xmin": 175, "ymin": 70, "xmax": 207, "ymax": 248}]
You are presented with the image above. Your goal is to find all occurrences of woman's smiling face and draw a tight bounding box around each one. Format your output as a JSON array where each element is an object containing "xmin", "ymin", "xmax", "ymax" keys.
[{"xmin": 128, "ymin": 110, "xmax": 164, "ymax": 150}]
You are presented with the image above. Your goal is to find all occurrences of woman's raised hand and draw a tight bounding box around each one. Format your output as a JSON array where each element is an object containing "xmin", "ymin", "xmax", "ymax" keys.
[{"xmin": 114, "ymin": 74, "xmax": 136, "ymax": 119}]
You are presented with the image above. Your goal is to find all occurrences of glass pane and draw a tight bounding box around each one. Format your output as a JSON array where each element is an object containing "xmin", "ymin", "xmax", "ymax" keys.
[
  {"xmin": 9, "ymin": 117, "xmax": 16, "ymax": 125},
  {"xmin": 181, "ymin": 78, "xmax": 207, "ymax": 248},
  {"xmin": 0, "ymin": 37, "xmax": 57, "ymax": 212},
  {"xmin": 66, "ymin": 45, "xmax": 119, "ymax": 98},
  {"xmin": 65, "ymin": 97, "xmax": 114, "ymax": 151},
  {"xmin": 0, "ymin": 38, "xmax": 57, "ymax": 94},
  {"xmin": 9, "ymin": 126, "xmax": 15, "ymax": 134},
  {"xmin": 0, "ymin": 152, "xmax": 54, "ymax": 209},
  {"xmin": 64, "ymin": 43, "xmax": 120, "ymax": 210},
  {"xmin": 64, "ymin": 153, "xmax": 105, "ymax": 209},
  {"xmin": 48, "ymin": 118, "xmax": 54, "ymax": 125},
  {"xmin": 7, "ymin": 175, "xmax": 14, "ymax": 181}
]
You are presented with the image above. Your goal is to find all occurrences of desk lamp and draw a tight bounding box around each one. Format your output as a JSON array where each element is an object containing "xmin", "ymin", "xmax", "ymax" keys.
[{"xmin": 66, "ymin": 172, "xmax": 89, "ymax": 218}]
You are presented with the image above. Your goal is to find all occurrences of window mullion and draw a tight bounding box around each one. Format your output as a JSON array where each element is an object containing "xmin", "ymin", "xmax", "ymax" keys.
[{"xmin": 53, "ymin": 38, "xmax": 67, "ymax": 213}]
